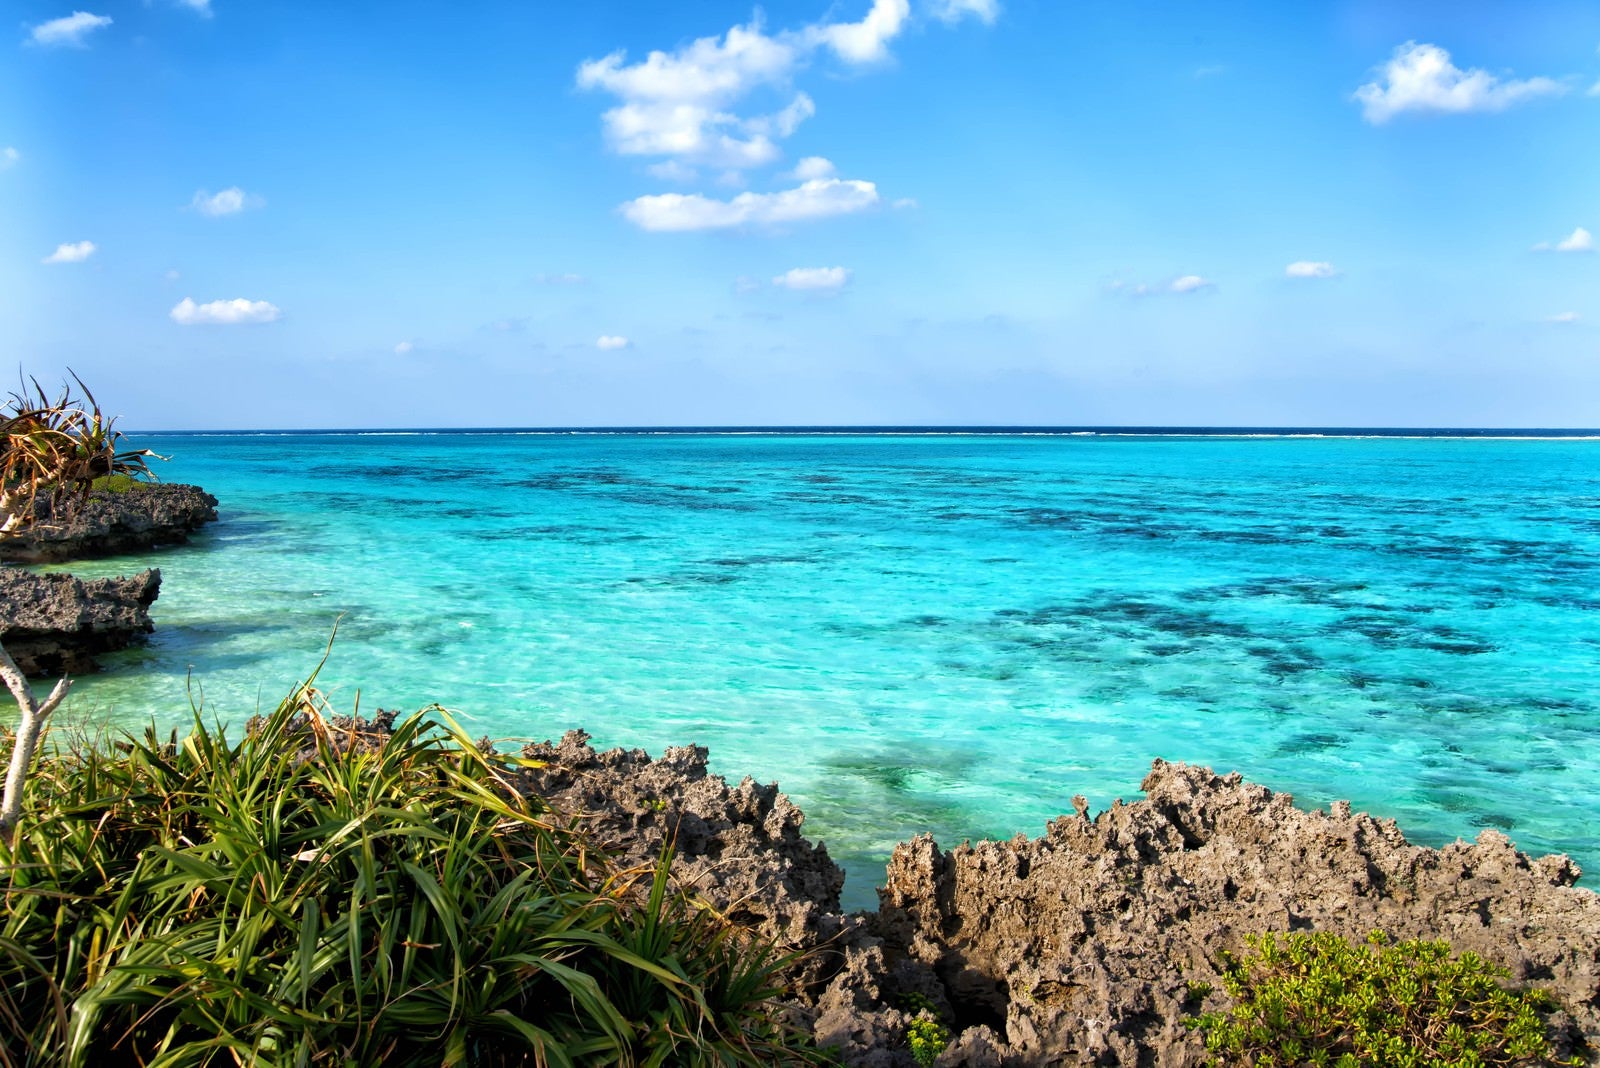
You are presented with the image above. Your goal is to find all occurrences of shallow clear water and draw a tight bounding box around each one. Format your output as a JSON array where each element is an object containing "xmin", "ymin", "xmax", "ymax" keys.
[{"xmin": 37, "ymin": 433, "xmax": 1600, "ymax": 909}]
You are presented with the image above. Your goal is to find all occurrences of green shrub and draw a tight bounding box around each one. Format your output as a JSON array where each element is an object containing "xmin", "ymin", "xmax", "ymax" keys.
[
  {"xmin": 1187, "ymin": 930, "xmax": 1580, "ymax": 1067},
  {"xmin": 88, "ymin": 472, "xmax": 143, "ymax": 493},
  {"xmin": 906, "ymin": 1011, "xmax": 951, "ymax": 1067},
  {"xmin": 0, "ymin": 682, "xmax": 824, "ymax": 1066}
]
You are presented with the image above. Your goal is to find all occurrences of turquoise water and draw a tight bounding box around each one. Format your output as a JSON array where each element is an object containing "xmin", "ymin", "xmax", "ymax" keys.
[{"xmin": 38, "ymin": 433, "xmax": 1600, "ymax": 908}]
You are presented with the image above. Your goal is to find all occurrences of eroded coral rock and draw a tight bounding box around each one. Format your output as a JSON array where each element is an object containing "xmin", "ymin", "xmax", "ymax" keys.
[
  {"xmin": 0, "ymin": 483, "xmax": 218, "ymax": 563},
  {"xmin": 0, "ymin": 566, "xmax": 160, "ymax": 675},
  {"xmin": 873, "ymin": 759, "xmax": 1600, "ymax": 1065},
  {"xmin": 258, "ymin": 716, "xmax": 1600, "ymax": 1067}
]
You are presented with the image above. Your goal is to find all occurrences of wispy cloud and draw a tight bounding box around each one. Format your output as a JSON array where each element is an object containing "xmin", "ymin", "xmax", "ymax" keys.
[
  {"xmin": 646, "ymin": 160, "xmax": 700, "ymax": 183},
  {"xmin": 1354, "ymin": 42, "xmax": 1564, "ymax": 124},
  {"xmin": 43, "ymin": 240, "xmax": 96, "ymax": 264},
  {"xmin": 170, "ymin": 297, "xmax": 281, "ymax": 324},
  {"xmin": 190, "ymin": 186, "xmax": 263, "ymax": 216},
  {"xmin": 1192, "ymin": 64, "xmax": 1227, "ymax": 79},
  {"xmin": 176, "ymin": 0, "xmax": 213, "ymax": 17},
  {"xmin": 620, "ymin": 176, "xmax": 880, "ymax": 232},
  {"xmin": 28, "ymin": 11, "xmax": 113, "ymax": 47},
  {"xmin": 596, "ymin": 335, "xmax": 630, "ymax": 350},
  {"xmin": 1286, "ymin": 260, "xmax": 1338, "ymax": 279},
  {"xmin": 930, "ymin": 0, "xmax": 1000, "ymax": 26},
  {"xmin": 1532, "ymin": 227, "xmax": 1594, "ymax": 253},
  {"xmin": 1546, "ymin": 311, "xmax": 1580, "ymax": 324},
  {"xmin": 773, "ymin": 266, "xmax": 851, "ymax": 293},
  {"xmin": 394, "ymin": 340, "xmax": 415, "ymax": 354},
  {"xmin": 533, "ymin": 272, "xmax": 586, "ymax": 285},
  {"xmin": 1111, "ymin": 274, "xmax": 1215, "ymax": 297},
  {"xmin": 0, "ymin": 147, "xmax": 18, "ymax": 170}
]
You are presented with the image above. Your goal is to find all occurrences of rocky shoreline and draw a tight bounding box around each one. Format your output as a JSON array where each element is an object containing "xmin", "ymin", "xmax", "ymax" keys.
[
  {"xmin": 0, "ymin": 567, "xmax": 161, "ymax": 676},
  {"xmin": 513, "ymin": 729, "xmax": 1598, "ymax": 1066},
  {"xmin": 0, "ymin": 482, "xmax": 216, "ymax": 675},
  {"xmin": 0, "ymin": 482, "xmax": 218, "ymax": 564},
  {"xmin": 7, "ymin": 477, "xmax": 1594, "ymax": 1062}
]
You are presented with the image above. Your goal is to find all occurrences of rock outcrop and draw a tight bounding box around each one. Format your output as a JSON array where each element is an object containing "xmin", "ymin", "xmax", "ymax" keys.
[
  {"xmin": 0, "ymin": 566, "xmax": 161, "ymax": 675},
  {"xmin": 0, "ymin": 483, "xmax": 217, "ymax": 563},
  {"xmin": 869, "ymin": 760, "xmax": 1599, "ymax": 1065},
  {"xmin": 517, "ymin": 729, "xmax": 852, "ymax": 993},
  {"xmin": 511, "ymin": 740, "xmax": 1599, "ymax": 1067},
  {"xmin": 249, "ymin": 714, "xmax": 1600, "ymax": 1065}
]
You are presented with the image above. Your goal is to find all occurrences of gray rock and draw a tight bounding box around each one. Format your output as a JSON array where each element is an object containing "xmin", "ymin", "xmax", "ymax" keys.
[
  {"xmin": 0, "ymin": 566, "xmax": 160, "ymax": 675},
  {"xmin": 265, "ymin": 716, "xmax": 1600, "ymax": 1066},
  {"xmin": 871, "ymin": 759, "xmax": 1600, "ymax": 1065},
  {"xmin": 1, "ymin": 483, "xmax": 218, "ymax": 563},
  {"xmin": 516, "ymin": 742, "xmax": 1600, "ymax": 1066}
]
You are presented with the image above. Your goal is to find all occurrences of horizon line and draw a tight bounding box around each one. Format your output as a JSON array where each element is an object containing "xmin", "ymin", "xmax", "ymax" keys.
[{"xmin": 123, "ymin": 424, "xmax": 1600, "ymax": 438}]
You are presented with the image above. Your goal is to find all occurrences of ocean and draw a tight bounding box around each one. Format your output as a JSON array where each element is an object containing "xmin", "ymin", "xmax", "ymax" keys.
[{"xmin": 39, "ymin": 430, "xmax": 1600, "ymax": 909}]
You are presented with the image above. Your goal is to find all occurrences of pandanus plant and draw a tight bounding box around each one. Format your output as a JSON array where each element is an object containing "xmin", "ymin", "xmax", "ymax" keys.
[{"xmin": 1, "ymin": 372, "xmax": 157, "ymax": 834}]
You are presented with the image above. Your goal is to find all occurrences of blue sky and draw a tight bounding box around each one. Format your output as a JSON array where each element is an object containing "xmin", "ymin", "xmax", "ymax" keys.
[{"xmin": 6, "ymin": 0, "xmax": 1600, "ymax": 428}]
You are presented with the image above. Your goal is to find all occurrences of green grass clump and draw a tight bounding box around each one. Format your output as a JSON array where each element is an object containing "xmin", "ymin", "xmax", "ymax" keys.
[
  {"xmin": 87, "ymin": 473, "xmax": 144, "ymax": 493},
  {"xmin": 1, "ymin": 682, "xmax": 823, "ymax": 1066},
  {"xmin": 1187, "ymin": 930, "xmax": 1580, "ymax": 1067}
]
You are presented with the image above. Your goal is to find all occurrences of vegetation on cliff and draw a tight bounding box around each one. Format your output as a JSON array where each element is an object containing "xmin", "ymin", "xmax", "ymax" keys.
[
  {"xmin": 1189, "ymin": 931, "xmax": 1580, "ymax": 1067},
  {"xmin": 0, "ymin": 683, "xmax": 822, "ymax": 1065},
  {"xmin": 2, "ymin": 372, "xmax": 160, "ymax": 835}
]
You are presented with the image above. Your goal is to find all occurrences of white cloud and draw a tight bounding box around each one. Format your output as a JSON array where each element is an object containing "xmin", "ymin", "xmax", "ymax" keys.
[
  {"xmin": 533, "ymin": 272, "xmax": 586, "ymax": 285},
  {"xmin": 190, "ymin": 186, "xmax": 264, "ymax": 216},
  {"xmin": 1557, "ymin": 227, "xmax": 1593, "ymax": 252},
  {"xmin": 621, "ymin": 176, "xmax": 880, "ymax": 232},
  {"xmin": 43, "ymin": 240, "xmax": 96, "ymax": 264},
  {"xmin": 733, "ymin": 275, "xmax": 763, "ymax": 294},
  {"xmin": 1286, "ymin": 260, "xmax": 1338, "ymax": 279},
  {"xmin": 596, "ymin": 335, "xmax": 630, "ymax": 350},
  {"xmin": 576, "ymin": 20, "xmax": 806, "ymax": 170},
  {"xmin": 930, "ymin": 0, "xmax": 999, "ymax": 25},
  {"xmin": 773, "ymin": 266, "xmax": 851, "ymax": 292},
  {"xmin": 1547, "ymin": 311, "xmax": 1580, "ymax": 324},
  {"xmin": 576, "ymin": 0, "xmax": 982, "ymax": 178},
  {"xmin": 29, "ymin": 11, "xmax": 113, "ymax": 47},
  {"xmin": 177, "ymin": 0, "xmax": 213, "ymax": 16},
  {"xmin": 1193, "ymin": 64, "xmax": 1227, "ymax": 79},
  {"xmin": 164, "ymin": 268, "xmax": 180, "ymax": 281},
  {"xmin": 787, "ymin": 155, "xmax": 836, "ymax": 181},
  {"xmin": 1533, "ymin": 227, "xmax": 1594, "ymax": 253},
  {"xmin": 1113, "ymin": 275, "xmax": 1215, "ymax": 297},
  {"xmin": 394, "ymin": 340, "xmax": 414, "ymax": 354},
  {"xmin": 170, "ymin": 297, "xmax": 281, "ymax": 325},
  {"xmin": 808, "ymin": 0, "xmax": 911, "ymax": 64},
  {"xmin": 0, "ymin": 147, "xmax": 18, "ymax": 170},
  {"xmin": 1354, "ymin": 42, "xmax": 1565, "ymax": 124}
]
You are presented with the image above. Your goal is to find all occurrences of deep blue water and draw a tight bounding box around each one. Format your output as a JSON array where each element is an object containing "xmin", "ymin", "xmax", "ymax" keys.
[{"xmin": 41, "ymin": 431, "xmax": 1600, "ymax": 908}]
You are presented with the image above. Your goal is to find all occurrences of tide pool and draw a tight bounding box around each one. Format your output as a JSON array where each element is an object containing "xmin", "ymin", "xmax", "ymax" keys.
[{"xmin": 39, "ymin": 432, "xmax": 1600, "ymax": 908}]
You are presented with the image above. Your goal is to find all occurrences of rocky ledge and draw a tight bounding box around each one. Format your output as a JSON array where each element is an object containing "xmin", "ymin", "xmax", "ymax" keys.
[
  {"xmin": 0, "ymin": 483, "xmax": 218, "ymax": 564},
  {"xmin": 516, "ymin": 733, "xmax": 1598, "ymax": 1066},
  {"xmin": 0, "ymin": 567, "xmax": 161, "ymax": 676}
]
